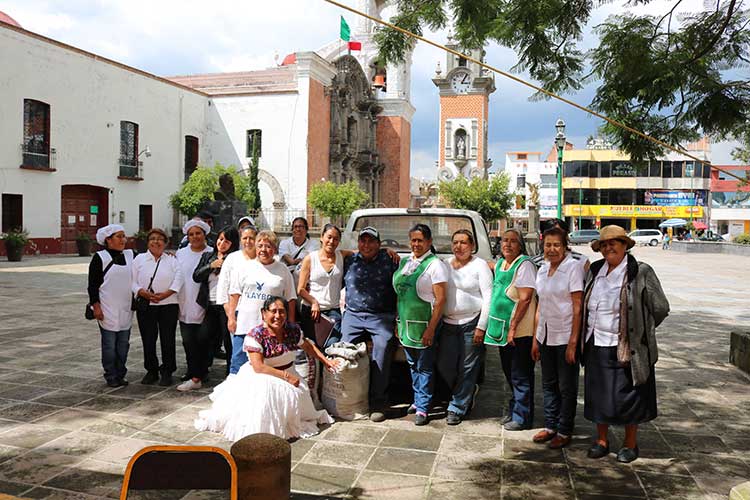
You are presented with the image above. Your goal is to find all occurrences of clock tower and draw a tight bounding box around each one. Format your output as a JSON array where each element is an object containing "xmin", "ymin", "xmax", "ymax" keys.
[{"xmin": 432, "ymin": 40, "xmax": 496, "ymax": 181}]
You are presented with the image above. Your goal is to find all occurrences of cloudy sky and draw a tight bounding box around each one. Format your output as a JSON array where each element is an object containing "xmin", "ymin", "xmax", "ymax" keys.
[{"xmin": 1, "ymin": 0, "xmax": 740, "ymax": 179}]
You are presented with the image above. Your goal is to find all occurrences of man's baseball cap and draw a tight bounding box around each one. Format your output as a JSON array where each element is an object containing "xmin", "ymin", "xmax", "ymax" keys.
[{"xmin": 358, "ymin": 226, "xmax": 380, "ymax": 240}]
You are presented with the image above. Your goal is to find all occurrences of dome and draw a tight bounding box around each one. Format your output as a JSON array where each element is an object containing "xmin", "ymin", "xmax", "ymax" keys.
[
  {"xmin": 280, "ymin": 53, "xmax": 296, "ymax": 66},
  {"xmin": 0, "ymin": 11, "xmax": 22, "ymax": 28}
]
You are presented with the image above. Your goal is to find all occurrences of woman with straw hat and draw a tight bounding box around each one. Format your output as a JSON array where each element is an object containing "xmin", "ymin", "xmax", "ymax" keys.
[{"xmin": 582, "ymin": 225, "xmax": 669, "ymax": 463}]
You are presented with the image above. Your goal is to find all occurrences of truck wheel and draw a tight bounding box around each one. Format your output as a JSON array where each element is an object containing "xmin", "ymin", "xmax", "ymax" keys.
[{"xmin": 649, "ymin": 239, "xmax": 658, "ymax": 246}]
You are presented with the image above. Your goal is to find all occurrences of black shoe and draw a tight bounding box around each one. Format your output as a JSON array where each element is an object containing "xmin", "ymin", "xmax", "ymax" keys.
[
  {"xmin": 158, "ymin": 374, "xmax": 173, "ymax": 387},
  {"xmin": 446, "ymin": 411, "xmax": 462, "ymax": 425},
  {"xmin": 406, "ymin": 404, "xmax": 417, "ymax": 415},
  {"xmin": 587, "ymin": 442, "xmax": 610, "ymax": 459},
  {"xmin": 616, "ymin": 446, "xmax": 639, "ymax": 463},
  {"xmin": 106, "ymin": 380, "xmax": 120, "ymax": 388},
  {"xmin": 180, "ymin": 373, "xmax": 190, "ymax": 382},
  {"xmin": 119, "ymin": 378, "xmax": 129, "ymax": 387},
  {"xmin": 414, "ymin": 413, "xmax": 428, "ymax": 426},
  {"xmin": 141, "ymin": 372, "xmax": 159, "ymax": 385},
  {"xmin": 214, "ymin": 350, "xmax": 227, "ymax": 360},
  {"xmin": 501, "ymin": 413, "xmax": 512, "ymax": 425}
]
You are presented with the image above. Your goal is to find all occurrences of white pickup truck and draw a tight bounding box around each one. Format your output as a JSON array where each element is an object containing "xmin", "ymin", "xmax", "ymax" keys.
[{"xmin": 342, "ymin": 207, "xmax": 496, "ymax": 260}]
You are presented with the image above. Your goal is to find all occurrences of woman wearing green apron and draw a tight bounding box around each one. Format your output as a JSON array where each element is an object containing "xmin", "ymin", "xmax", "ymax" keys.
[
  {"xmin": 486, "ymin": 228, "xmax": 538, "ymax": 430},
  {"xmin": 393, "ymin": 224, "xmax": 448, "ymax": 426}
]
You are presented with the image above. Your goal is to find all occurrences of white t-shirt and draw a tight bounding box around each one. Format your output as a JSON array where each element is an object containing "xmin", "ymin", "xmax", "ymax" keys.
[
  {"xmin": 131, "ymin": 251, "xmax": 183, "ymax": 306},
  {"xmin": 278, "ymin": 237, "xmax": 320, "ymax": 268},
  {"xmin": 305, "ymin": 250, "xmax": 344, "ymax": 310},
  {"xmin": 401, "ymin": 252, "xmax": 449, "ymax": 305},
  {"xmin": 444, "ymin": 256, "xmax": 493, "ymax": 330},
  {"xmin": 216, "ymin": 251, "xmax": 251, "ymax": 306},
  {"xmin": 535, "ymin": 254, "xmax": 584, "ymax": 346},
  {"xmin": 230, "ymin": 259, "xmax": 297, "ymax": 337},
  {"xmin": 586, "ymin": 257, "xmax": 628, "ymax": 347},
  {"xmin": 176, "ymin": 245, "xmax": 213, "ymax": 324}
]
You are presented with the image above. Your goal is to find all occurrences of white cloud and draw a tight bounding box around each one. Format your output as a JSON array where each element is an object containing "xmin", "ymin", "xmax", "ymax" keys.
[{"xmin": 410, "ymin": 149, "xmax": 437, "ymax": 180}]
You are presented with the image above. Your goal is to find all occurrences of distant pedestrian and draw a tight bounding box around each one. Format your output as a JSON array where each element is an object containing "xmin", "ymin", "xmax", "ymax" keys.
[
  {"xmin": 583, "ymin": 226, "xmax": 669, "ymax": 463},
  {"xmin": 279, "ymin": 217, "xmax": 319, "ymax": 277},
  {"xmin": 131, "ymin": 228, "xmax": 183, "ymax": 386},
  {"xmin": 87, "ymin": 224, "xmax": 134, "ymax": 387},
  {"xmin": 662, "ymin": 233, "xmax": 671, "ymax": 250}
]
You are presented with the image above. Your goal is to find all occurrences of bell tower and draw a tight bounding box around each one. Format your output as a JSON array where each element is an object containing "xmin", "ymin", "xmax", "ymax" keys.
[{"xmin": 432, "ymin": 38, "xmax": 495, "ymax": 181}]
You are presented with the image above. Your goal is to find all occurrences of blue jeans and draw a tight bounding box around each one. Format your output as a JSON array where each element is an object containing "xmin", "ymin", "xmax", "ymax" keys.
[
  {"xmin": 499, "ymin": 336, "xmax": 535, "ymax": 426},
  {"xmin": 341, "ymin": 310, "xmax": 396, "ymax": 408},
  {"xmin": 99, "ymin": 327, "xmax": 130, "ymax": 383},
  {"xmin": 436, "ymin": 317, "xmax": 485, "ymax": 416},
  {"xmin": 230, "ymin": 334, "xmax": 247, "ymax": 375},
  {"xmin": 404, "ymin": 344, "xmax": 436, "ymax": 414},
  {"xmin": 540, "ymin": 343, "xmax": 579, "ymax": 436}
]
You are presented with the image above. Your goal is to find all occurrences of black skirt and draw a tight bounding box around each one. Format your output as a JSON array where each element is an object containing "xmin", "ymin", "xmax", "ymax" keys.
[{"xmin": 584, "ymin": 340, "xmax": 657, "ymax": 425}]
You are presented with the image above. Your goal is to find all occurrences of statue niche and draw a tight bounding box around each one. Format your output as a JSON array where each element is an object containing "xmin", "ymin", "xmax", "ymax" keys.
[
  {"xmin": 454, "ymin": 128, "xmax": 468, "ymax": 168},
  {"xmin": 329, "ymin": 55, "xmax": 384, "ymax": 203}
]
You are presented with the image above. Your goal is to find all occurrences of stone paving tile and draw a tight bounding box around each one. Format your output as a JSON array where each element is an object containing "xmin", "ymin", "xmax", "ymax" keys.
[
  {"xmin": 80, "ymin": 413, "xmax": 156, "ymax": 438},
  {"xmin": 33, "ymin": 408, "xmax": 109, "ymax": 431},
  {"xmin": 352, "ymin": 471, "xmax": 427, "ymax": 499},
  {"xmin": 133, "ymin": 419, "xmax": 201, "ymax": 444},
  {"xmin": 317, "ymin": 422, "xmax": 388, "ymax": 446},
  {"xmin": 502, "ymin": 461, "xmax": 574, "ymax": 499},
  {"xmin": 681, "ymin": 452, "xmax": 750, "ymax": 496},
  {"xmin": 0, "ymin": 401, "xmax": 63, "ymax": 422},
  {"xmin": 0, "ymin": 444, "xmax": 26, "ymax": 466},
  {"xmin": 290, "ymin": 438, "xmax": 316, "ymax": 462},
  {"xmin": 291, "ymin": 463, "xmax": 359, "ymax": 497},
  {"xmin": 379, "ymin": 429, "xmax": 442, "ymax": 452},
  {"xmin": 0, "ymin": 371, "xmax": 51, "ymax": 385},
  {"xmin": 34, "ymin": 375, "xmax": 94, "ymax": 390},
  {"xmin": 0, "ymin": 424, "xmax": 71, "ymax": 449},
  {"xmin": 365, "ymin": 448, "xmax": 436, "ymax": 477},
  {"xmin": 0, "ymin": 477, "xmax": 33, "ymax": 496},
  {"xmin": 34, "ymin": 431, "xmax": 119, "ymax": 458},
  {"xmin": 32, "ymin": 389, "xmax": 97, "ymax": 407},
  {"xmin": 42, "ymin": 458, "xmax": 123, "ymax": 498},
  {"xmin": 21, "ymin": 486, "xmax": 103, "ymax": 499},
  {"xmin": 74, "ymin": 394, "xmax": 140, "ymax": 413},
  {"xmin": 425, "ymin": 479, "xmax": 500, "ymax": 499},
  {"xmin": 503, "ymin": 438, "xmax": 565, "ymax": 464},
  {"xmin": 115, "ymin": 399, "xmax": 185, "ymax": 420},
  {"xmin": 569, "ymin": 465, "xmax": 646, "ymax": 498},
  {"xmin": 0, "ymin": 450, "xmax": 81, "ymax": 485},
  {"xmin": 0, "ymin": 384, "xmax": 58, "ymax": 402},
  {"xmin": 636, "ymin": 471, "xmax": 706, "ymax": 499},
  {"xmin": 91, "ymin": 437, "xmax": 161, "ymax": 466},
  {"xmin": 302, "ymin": 441, "xmax": 376, "ymax": 470}
]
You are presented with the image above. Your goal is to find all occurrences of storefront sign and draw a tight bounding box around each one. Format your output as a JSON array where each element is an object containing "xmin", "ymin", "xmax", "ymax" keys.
[
  {"xmin": 644, "ymin": 190, "xmax": 705, "ymax": 206},
  {"xmin": 565, "ymin": 205, "xmax": 703, "ymax": 218}
]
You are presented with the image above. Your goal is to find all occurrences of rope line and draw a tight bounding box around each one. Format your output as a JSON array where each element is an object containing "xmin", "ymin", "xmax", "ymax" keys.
[{"xmin": 322, "ymin": 0, "xmax": 746, "ymax": 182}]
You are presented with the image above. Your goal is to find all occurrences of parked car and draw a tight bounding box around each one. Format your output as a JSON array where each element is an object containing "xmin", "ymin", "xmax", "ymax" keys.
[
  {"xmin": 699, "ymin": 232, "xmax": 725, "ymax": 242},
  {"xmin": 569, "ymin": 229, "xmax": 600, "ymax": 245},
  {"xmin": 343, "ymin": 207, "xmax": 495, "ymax": 260},
  {"xmin": 628, "ymin": 229, "xmax": 664, "ymax": 246}
]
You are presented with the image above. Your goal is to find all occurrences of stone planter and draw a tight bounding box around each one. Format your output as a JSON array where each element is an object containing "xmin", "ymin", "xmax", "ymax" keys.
[
  {"xmin": 5, "ymin": 241, "xmax": 24, "ymax": 261},
  {"xmin": 76, "ymin": 239, "xmax": 92, "ymax": 257}
]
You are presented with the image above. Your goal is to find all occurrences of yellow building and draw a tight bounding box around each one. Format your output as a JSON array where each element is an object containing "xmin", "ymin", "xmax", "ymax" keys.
[{"xmin": 561, "ymin": 148, "xmax": 710, "ymax": 231}]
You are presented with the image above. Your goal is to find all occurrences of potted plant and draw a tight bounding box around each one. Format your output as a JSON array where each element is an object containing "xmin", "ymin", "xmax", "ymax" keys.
[
  {"xmin": 1, "ymin": 228, "xmax": 29, "ymax": 262},
  {"xmin": 133, "ymin": 230, "xmax": 149, "ymax": 253},
  {"xmin": 75, "ymin": 232, "xmax": 92, "ymax": 257}
]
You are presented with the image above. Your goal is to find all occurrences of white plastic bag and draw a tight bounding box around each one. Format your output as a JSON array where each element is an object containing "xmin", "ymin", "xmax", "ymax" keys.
[{"xmin": 321, "ymin": 341, "xmax": 369, "ymax": 420}]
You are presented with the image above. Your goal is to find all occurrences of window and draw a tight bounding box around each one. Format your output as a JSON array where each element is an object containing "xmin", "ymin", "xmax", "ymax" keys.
[
  {"xmin": 119, "ymin": 121, "xmax": 139, "ymax": 177},
  {"xmin": 184, "ymin": 135, "xmax": 199, "ymax": 182},
  {"xmin": 563, "ymin": 188, "xmax": 597, "ymax": 205},
  {"xmin": 458, "ymin": 57, "xmax": 467, "ymax": 67},
  {"xmin": 138, "ymin": 205, "xmax": 152, "ymax": 232},
  {"xmin": 516, "ymin": 153, "xmax": 527, "ymax": 160},
  {"xmin": 600, "ymin": 189, "xmax": 634, "ymax": 205},
  {"xmin": 648, "ymin": 162, "xmax": 661, "ymax": 177},
  {"xmin": 539, "ymin": 174, "xmax": 557, "ymax": 188},
  {"xmin": 246, "ymin": 129, "xmax": 262, "ymax": 157},
  {"xmin": 516, "ymin": 174, "xmax": 526, "ymax": 190},
  {"xmin": 22, "ymin": 99, "xmax": 51, "ymax": 169},
  {"xmin": 2, "ymin": 194, "xmax": 23, "ymax": 233}
]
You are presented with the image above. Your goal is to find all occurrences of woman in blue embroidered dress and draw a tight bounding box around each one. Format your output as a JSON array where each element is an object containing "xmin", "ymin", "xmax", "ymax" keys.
[{"xmin": 195, "ymin": 296, "xmax": 337, "ymax": 440}]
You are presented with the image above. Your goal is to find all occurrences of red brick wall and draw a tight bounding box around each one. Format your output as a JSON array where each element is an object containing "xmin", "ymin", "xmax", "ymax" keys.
[
  {"xmin": 438, "ymin": 94, "xmax": 487, "ymax": 167},
  {"xmin": 306, "ymin": 79, "xmax": 331, "ymax": 205},
  {"xmin": 377, "ymin": 116, "xmax": 411, "ymax": 208}
]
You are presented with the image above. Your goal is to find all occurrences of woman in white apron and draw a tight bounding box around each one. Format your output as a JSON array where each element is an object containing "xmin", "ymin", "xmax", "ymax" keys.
[{"xmin": 87, "ymin": 224, "xmax": 135, "ymax": 388}]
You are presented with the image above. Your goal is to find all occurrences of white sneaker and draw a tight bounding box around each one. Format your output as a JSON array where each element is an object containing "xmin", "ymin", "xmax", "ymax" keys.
[{"xmin": 177, "ymin": 379, "xmax": 202, "ymax": 392}]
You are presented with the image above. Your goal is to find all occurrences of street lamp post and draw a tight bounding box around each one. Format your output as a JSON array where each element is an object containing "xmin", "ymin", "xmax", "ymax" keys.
[
  {"xmin": 555, "ymin": 119, "xmax": 566, "ymax": 220},
  {"xmin": 577, "ymin": 178, "xmax": 583, "ymax": 230}
]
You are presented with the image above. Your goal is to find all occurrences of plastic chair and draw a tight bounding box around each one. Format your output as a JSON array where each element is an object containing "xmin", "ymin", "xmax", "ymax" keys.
[{"xmin": 120, "ymin": 445, "xmax": 237, "ymax": 499}]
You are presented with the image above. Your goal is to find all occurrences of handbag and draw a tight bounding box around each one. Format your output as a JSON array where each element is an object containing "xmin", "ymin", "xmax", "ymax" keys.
[
  {"xmin": 132, "ymin": 257, "xmax": 161, "ymax": 312},
  {"xmin": 85, "ymin": 259, "xmax": 115, "ymax": 320}
]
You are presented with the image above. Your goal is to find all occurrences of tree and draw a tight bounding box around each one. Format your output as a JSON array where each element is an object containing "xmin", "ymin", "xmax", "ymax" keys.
[
  {"xmin": 169, "ymin": 163, "xmax": 257, "ymax": 217},
  {"xmin": 438, "ymin": 174, "xmax": 513, "ymax": 223},
  {"xmin": 375, "ymin": 1, "xmax": 750, "ymax": 165},
  {"xmin": 307, "ymin": 181, "xmax": 370, "ymax": 224},
  {"xmin": 248, "ymin": 134, "xmax": 262, "ymax": 211}
]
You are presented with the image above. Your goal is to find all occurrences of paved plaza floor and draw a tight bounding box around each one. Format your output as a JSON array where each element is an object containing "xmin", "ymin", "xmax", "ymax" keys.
[{"xmin": 0, "ymin": 246, "xmax": 748, "ymax": 499}]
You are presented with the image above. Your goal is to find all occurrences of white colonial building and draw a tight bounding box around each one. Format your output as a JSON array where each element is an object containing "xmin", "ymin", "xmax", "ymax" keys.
[
  {"xmin": 0, "ymin": 1, "xmax": 415, "ymax": 255},
  {"xmin": 503, "ymin": 151, "xmax": 559, "ymax": 231}
]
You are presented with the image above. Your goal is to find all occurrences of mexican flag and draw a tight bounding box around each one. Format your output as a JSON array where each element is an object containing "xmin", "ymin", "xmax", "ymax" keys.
[{"xmin": 340, "ymin": 16, "xmax": 361, "ymax": 51}]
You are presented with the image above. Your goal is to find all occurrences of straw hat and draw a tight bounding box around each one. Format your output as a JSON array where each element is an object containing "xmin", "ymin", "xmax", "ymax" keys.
[{"xmin": 590, "ymin": 225, "xmax": 635, "ymax": 252}]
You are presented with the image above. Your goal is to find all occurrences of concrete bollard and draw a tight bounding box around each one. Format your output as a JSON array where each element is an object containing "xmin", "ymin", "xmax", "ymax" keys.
[
  {"xmin": 730, "ymin": 481, "xmax": 750, "ymax": 500},
  {"xmin": 230, "ymin": 433, "xmax": 291, "ymax": 500},
  {"xmin": 730, "ymin": 331, "xmax": 750, "ymax": 375}
]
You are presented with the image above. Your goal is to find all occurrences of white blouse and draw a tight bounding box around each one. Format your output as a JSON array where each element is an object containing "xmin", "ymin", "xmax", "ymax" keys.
[
  {"xmin": 401, "ymin": 252, "xmax": 449, "ymax": 305},
  {"xmin": 443, "ymin": 256, "xmax": 493, "ymax": 330},
  {"xmin": 176, "ymin": 245, "xmax": 213, "ymax": 324},
  {"xmin": 131, "ymin": 251, "xmax": 184, "ymax": 306},
  {"xmin": 586, "ymin": 257, "xmax": 628, "ymax": 347},
  {"xmin": 535, "ymin": 254, "xmax": 584, "ymax": 346},
  {"xmin": 216, "ymin": 251, "xmax": 251, "ymax": 306}
]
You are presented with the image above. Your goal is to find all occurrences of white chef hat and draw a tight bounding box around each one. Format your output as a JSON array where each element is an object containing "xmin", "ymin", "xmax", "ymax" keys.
[
  {"xmin": 96, "ymin": 224, "xmax": 125, "ymax": 245},
  {"xmin": 182, "ymin": 219, "xmax": 211, "ymax": 235}
]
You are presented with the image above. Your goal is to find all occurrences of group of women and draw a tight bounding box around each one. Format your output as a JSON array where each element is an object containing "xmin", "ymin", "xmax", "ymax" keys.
[
  {"xmin": 392, "ymin": 222, "xmax": 668, "ymax": 464},
  {"xmin": 90, "ymin": 217, "xmax": 669, "ymax": 461}
]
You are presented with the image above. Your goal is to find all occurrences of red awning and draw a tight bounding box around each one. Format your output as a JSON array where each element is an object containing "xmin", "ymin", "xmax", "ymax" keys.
[{"xmin": 692, "ymin": 221, "xmax": 708, "ymax": 230}]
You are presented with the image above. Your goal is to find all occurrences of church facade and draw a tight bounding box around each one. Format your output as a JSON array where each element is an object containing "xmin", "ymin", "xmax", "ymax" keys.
[{"xmin": 0, "ymin": 1, "xmax": 414, "ymax": 254}]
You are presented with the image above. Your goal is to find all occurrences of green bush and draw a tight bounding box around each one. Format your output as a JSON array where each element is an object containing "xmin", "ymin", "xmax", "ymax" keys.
[
  {"xmin": 438, "ymin": 174, "xmax": 514, "ymax": 223},
  {"xmin": 169, "ymin": 163, "xmax": 256, "ymax": 217},
  {"xmin": 734, "ymin": 233, "xmax": 750, "ymax": 245},
  {"xmin": 307, "ymin": 181, "xmax": 369, "ymax": 224}
]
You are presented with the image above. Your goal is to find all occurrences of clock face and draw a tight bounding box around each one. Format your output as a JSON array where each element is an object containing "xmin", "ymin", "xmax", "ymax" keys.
[{"xmin": 450, "ymin": 70, "xmax": 471, "ymax": 94}]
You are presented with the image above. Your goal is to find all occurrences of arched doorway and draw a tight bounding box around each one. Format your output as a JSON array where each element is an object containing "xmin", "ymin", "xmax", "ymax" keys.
[{"xmin": 61, "ymin": 185, "xmax": 108, "ymax": 254}]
